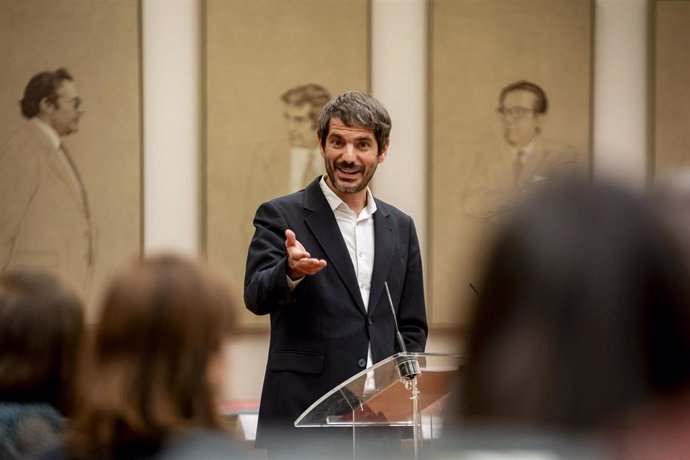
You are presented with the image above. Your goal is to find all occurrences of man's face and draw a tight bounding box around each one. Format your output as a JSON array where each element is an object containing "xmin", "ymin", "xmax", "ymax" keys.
[
  {"xmin": 48, "ymin": 80, "xmax": 83, "ymax": 136},
  {"xmin": 320, "ymin": 117, "xmax": 387, "ymax": 195},
  {"xmin": 498, "ymin": 89, "xmax": 542, "ymax": 148},
  {"xmin": 283, "ymin": 103, "xmax": 318, "ymax": 148}
]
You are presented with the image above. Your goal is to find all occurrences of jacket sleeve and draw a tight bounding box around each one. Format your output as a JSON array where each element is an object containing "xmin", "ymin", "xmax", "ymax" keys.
[
  {"xmin": 397, "ymin": 217, "xmax": 428, "ymax": 353},
  {"xmin": 243, "ymin": 200, "xmax": 305, "ymax": 316}
]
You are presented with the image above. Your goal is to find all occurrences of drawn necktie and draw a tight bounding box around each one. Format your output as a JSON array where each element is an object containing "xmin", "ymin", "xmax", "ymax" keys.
[{"xmin": 513, "ymin": 148, "xmax": 525, "ymax": 187}]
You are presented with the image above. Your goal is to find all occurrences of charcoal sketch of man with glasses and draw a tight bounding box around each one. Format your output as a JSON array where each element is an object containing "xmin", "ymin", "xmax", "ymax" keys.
[
  {"xmin": 463, "ymin": 80, "xmax": 578, "ymax": 220},
  {"xmin": 0, "ymin": 68, "xmax": 96, "ymax": 296}
]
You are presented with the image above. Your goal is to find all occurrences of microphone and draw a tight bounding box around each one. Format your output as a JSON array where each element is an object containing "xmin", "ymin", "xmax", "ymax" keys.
[
  {"xmin": 469, "ymin": 282, "xmax": 480, "ymax": 298},
  {"xmin": 384, "ymin": 281, "xmax": 420, "ymax": 381}
]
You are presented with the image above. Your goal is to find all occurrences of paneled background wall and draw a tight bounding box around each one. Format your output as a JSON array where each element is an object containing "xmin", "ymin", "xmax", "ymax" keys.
[{"xmin": 143, "ymin": 0, "xmax": 647, "ymax": 401}]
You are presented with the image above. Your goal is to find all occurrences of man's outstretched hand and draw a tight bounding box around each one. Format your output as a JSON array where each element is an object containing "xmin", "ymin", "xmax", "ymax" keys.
[{"xmin": 285, "ymin": 229, "xmax": 327, "ymax": 280}]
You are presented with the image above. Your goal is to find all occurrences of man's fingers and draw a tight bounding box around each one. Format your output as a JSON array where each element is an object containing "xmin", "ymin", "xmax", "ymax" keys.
[
  {"xmin": 293, "ymin": 258, "xmax": 327, "ymax": 275},
  {"xmin": 287, "ymin": 245, "xmax": 311, "ymax": 260},
  {"xmin": 285, "ymin": 229, "xmax": 297, "ymax": 248},
  {"xmin": 285, "ymin": 229, "xmax": 325, "ymax": 277},
  {"xmin": 285, "ymin": 229, "xmax": 310, "ymax": 258}
]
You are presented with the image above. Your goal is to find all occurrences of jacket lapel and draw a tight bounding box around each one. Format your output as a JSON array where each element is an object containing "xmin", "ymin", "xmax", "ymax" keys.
[
  {"xmin": 518, "ymin": 138, "xmax": 548, "ymax": 187},
  {"xmin": 367, "ymin": 202, "xmax": 394, "ymax": 315},
  {"xmin": 28, "ymin": 122, "xmax": 87, "ymax": 211},
  {"xmin": 303, "ymin": 180, "xmax": 367, "ymax": 315}
]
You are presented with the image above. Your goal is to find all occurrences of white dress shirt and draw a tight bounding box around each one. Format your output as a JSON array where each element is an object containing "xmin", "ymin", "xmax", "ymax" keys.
[
  {"xmin": 319, "ymin": 176, "xmax": 377, "ymax": 388},
  {"xmin": 318, "ymin": 176, "xmax": 377, "ymax": 310}
]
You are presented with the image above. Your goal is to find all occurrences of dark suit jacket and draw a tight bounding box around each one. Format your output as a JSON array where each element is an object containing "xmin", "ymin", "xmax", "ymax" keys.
[{"xmin": 244, "ymin": 178, "xmax": 428, "ymax": 448}]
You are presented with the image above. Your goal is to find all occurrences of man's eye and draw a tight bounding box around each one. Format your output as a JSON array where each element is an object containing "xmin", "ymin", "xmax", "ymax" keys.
[
  {"xmin": 330, "ymin": 139, "xmax": 342, "ymax": 147},
  {"xmin": 357, "ymin": 142, "xmax": 371, "ymax": 150},
  {"xmin": 513, "ymin": 108, "xmax": 527, "ymax": 116}
]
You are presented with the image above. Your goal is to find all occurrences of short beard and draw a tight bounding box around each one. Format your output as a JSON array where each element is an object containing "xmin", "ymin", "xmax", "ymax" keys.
[{"xmin": 326, "ymin": 161, "xmax": 377, "ymax": 194}]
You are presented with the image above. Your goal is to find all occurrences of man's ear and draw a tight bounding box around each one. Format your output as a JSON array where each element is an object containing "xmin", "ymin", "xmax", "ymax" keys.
[
  {"xmin": 377, "ymin": 142, "xmax": 389, "ymax": 164},
  {"xmin": 318, "ymin": 137, "xmax": 326, "ymax": 157},
  {"xmin": 534, "ymin": 113, "xmax": 545, "ymax": 128},
  {"xmin": 39, "ymin": 97, "xmax": 55, "ymax": 115}
]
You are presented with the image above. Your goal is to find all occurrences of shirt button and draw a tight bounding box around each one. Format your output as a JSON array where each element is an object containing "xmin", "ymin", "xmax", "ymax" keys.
[{"xmin": 357, "ymin": 358, "xmax": 366, "ymax": 368}]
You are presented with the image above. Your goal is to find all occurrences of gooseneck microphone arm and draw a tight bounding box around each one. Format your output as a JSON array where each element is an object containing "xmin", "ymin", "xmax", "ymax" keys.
[
  {"xmin": 384, "ymin": 281, "xmax": 408, "ymax": 354},
  {"xmin": 384, "ymin": 281, "xmax": 420, "ymax": 381},
  {"xmin": 469, "ymin": 282, "xmax": 480, "ymax": 298}
]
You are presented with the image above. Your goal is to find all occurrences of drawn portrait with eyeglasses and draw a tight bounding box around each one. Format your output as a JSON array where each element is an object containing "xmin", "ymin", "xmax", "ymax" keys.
[
  {"xmin": 463, "ymin": 80, "xmax": 579, "ymax": 221},
  {"xmin": 281, "ymin": 83, "xmax": 331, "ymax": 192},
  {"xmin": 0, "ymin": 68, "xmax": 96, "ymax": 297}
]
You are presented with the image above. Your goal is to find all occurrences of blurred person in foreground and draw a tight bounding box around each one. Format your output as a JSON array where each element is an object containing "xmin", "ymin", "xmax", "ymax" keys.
[
  {"xmin": 652, "ymin": 169, "xmax": 690, "ymax": 271},
  {"xmin": 0, "ymin": 270, "xmax": 84, "ymax": 459},
  {"xmin": 443, "ymin": 179, "xmax": 690, "ymax": 459},
  {"xmin": 46, "ymin": 255, "xmax": 247, "ymax": 460}
]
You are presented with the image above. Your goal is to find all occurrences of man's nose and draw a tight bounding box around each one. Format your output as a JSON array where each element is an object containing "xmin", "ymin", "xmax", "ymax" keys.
[{"xmin": 341, "ymin": 143, "xmax": 357, "ymax": 161}]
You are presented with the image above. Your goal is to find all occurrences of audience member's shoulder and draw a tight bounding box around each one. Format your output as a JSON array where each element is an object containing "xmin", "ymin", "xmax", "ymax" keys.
[
  {"xmin": 0, "ymin": 403, "xmax": 63, "ymax": 460},
  {"xmin": 158, "ymin": 429, "xmax": 249, "ymax": 460},
  {"xmin": 439, "ymin": 427, "xmax": 609, "ymax": 460},
  {"xmin": 38, "ymin": 446, "xmax": 64, "ymax": 460}
]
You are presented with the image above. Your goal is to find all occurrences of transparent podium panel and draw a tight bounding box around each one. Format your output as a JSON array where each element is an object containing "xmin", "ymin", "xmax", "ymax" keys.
[{"xmin": 295, "ymin": 352, "xmax": 463, "ymax": 458}]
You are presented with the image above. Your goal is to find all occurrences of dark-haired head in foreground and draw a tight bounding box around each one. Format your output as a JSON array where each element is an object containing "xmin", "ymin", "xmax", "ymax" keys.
[
  {"xmin": 0, "ymin": 270, "xmax": 84, "ymax": 458},
  {"xmin": 458, "ymin": 179, "xmax": 690, "ymax": 432},
  {"xmin": 65, "ymin": 254, "xmax": 242, "ymax": 459},
  {"xmin": 0, "ymin": 270, "xmax": 84, "ymax": 412}
]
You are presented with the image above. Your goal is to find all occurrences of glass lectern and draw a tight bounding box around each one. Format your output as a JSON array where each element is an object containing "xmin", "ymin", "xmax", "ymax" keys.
[{"xmin": 294, "ymin": 352, "xmax": 463, "ymax": 459}]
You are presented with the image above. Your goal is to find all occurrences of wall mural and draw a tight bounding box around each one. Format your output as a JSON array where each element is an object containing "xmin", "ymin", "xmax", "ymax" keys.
[
  {"xmin": 652, "ymin": 0, "xmax": 690, "ymax": 182},
  {"xmin": 204, "ymin": 0, "xmax": 370, "ymax": 327},
  {"xmin": 429, "ymin": 0, "xmax": 593, "ymax": 325},
  {"xmin": 0, "ymin": 0, "xmax": 142, "ymax": 321}
]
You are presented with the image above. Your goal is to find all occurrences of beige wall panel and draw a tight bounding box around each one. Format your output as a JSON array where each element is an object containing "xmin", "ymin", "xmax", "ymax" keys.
[
  {"xmin": 0, "ymin": 0, "xmax": 142, "ymax": 321},
  {"xmin": 653, "ymin": 1, "xmax": 690, "ymax": 180},
  {"xmin": 205, "ymin": 0, "xmax": 370, "ymax": 326},
  {"xmin": 430, "ymin": 0, "xmax": 593, "ymax": 325}
]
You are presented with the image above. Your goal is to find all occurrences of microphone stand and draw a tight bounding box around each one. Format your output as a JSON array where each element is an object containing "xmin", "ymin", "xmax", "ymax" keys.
[
  {"xmin": 384, "ymin": 282, "xmax": 422, "ymax": 459},
  {"xmin": 384, "ymin": 282, "xmax": 420, "ymax": 381}
]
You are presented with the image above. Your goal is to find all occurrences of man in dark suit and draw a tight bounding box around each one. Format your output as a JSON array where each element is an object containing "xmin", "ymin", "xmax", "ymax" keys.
[{"xmin": 244, "ymin": 91, "xmax": 428, "ymax": 458}]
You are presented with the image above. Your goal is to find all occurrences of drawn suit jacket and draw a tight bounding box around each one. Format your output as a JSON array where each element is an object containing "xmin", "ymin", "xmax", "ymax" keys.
[
  {"xmin": 0, "ymin": 121, "xmax": 95, "ymax": 292},
  {"xmin": 244, "ymin": 177, "xmax": 428, "ymax": 448},
  {"xmin": 463, "ymin": 136, "xmax": 579, "ymax": 220}
]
